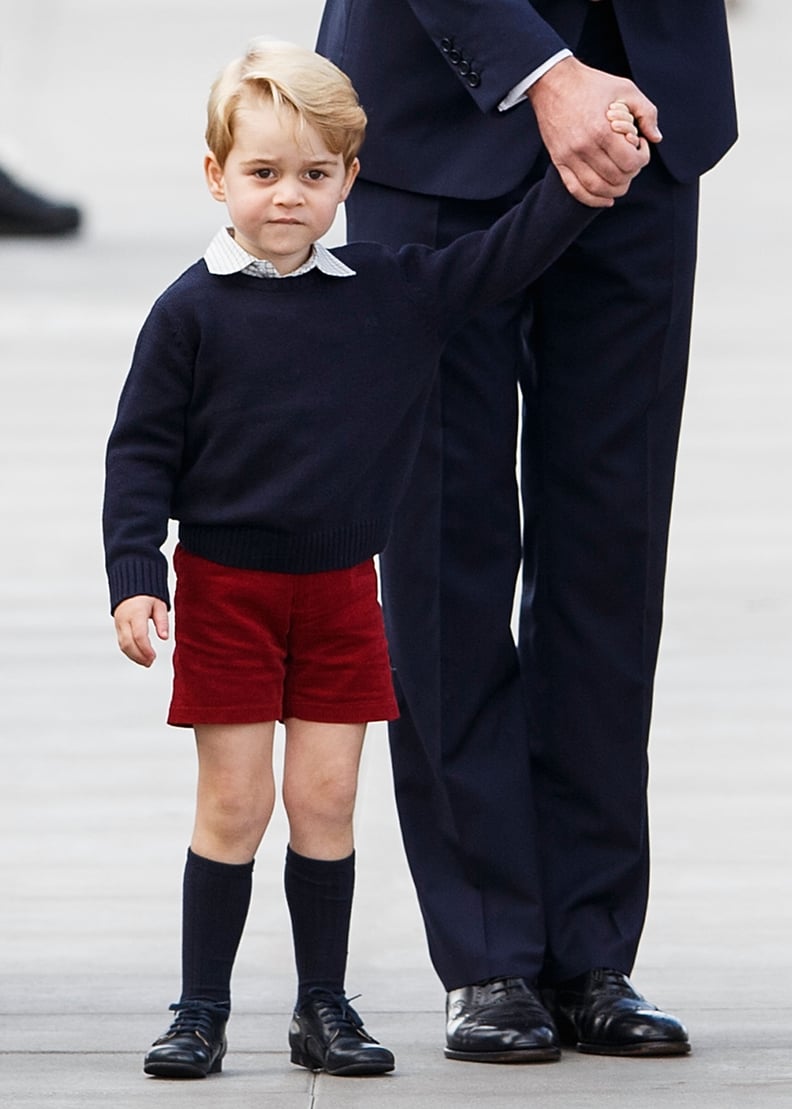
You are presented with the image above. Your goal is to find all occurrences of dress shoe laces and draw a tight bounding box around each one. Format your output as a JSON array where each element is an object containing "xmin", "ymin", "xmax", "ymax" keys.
[
  {"xmin": 290, "ymin": 987, "xmax": 395, "ymax": 1074},
  {"xmin": 486, "ymin": 977, "xmax": 537, "ymax": 1001},
  {"xmin": 588, "ymin": 968, "xmax": 638, "ymax": 996},
  {"xmin": 469, "ymin": 977, "xmax": 550, "ymax": 1019},
  {"xmin": 161, "ymin": 1000, "xmax": 228, "ymax": 1045},
  {"xmin": 302, "ymin": 988, "xmax": 370, "ymax": 1038},
  {"xmin": 445, "ymin": 977, "xmax": 560, "ymax": 1062},
  {"xmin": 144, "ymin": 999, "xmax": 229, "ymax": 1078},
  {"xmin": 552, "ymin": 968, "xmax": 690, "ymax": 1056}
]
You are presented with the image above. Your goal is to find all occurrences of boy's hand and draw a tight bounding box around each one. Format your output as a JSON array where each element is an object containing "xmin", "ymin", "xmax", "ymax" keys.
[
  {"xmin": 607, "ymin": 101, "xmax": 641, "ymax": 148},
  {"xmin": 527, "ymin": 57, "xmax": 657, "ymax": 207},
  {"xmin": 113, "ymin": 595, "xmax": 169, "ymax": 667}
]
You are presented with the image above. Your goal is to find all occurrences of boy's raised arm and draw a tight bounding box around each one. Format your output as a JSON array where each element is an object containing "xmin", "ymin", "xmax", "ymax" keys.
[{"xmin": 405, "ymin": 100, "xmax": 644, "ymax": 334}]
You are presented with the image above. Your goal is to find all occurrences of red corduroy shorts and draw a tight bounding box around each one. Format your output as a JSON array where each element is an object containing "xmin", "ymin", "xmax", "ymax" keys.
[{"xmin": 167, "ymin": 545, "xmax": 399, "ymax": 727}]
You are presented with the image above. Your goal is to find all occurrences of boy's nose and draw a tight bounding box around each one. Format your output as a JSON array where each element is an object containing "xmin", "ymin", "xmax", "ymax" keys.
[{"xmin": 273, "ymin": 178, "xmax": 304, "ymax": 205}]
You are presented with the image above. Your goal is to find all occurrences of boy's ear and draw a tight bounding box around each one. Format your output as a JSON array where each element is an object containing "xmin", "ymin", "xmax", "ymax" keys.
[
  {"xmin": 204, "ymin": 153, "xmax": 226, "ymax": 202},
  {"xmin": 341, "ymin": 158, "xmax": 360, "ymax": 202}
]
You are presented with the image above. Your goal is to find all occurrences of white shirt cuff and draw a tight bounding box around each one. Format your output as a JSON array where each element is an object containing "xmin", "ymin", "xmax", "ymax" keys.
[{"xmin": 498, "ymin": 49, "xmax": 572, "ymax": 112}]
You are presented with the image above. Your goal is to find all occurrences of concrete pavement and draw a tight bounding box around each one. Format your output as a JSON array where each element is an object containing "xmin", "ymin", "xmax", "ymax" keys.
[{"xmin": 1, "ymin": 1, "xmax": 790, "ymax": 1105}]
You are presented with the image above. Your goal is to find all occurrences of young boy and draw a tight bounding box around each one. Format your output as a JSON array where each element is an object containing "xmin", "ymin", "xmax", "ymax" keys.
[{"xmin": 103, "ymin": 38, "xmax": 640, "ymax": 1081}]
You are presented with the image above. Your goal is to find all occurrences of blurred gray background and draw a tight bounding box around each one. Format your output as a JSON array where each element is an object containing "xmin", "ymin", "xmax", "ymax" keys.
[{"xmin": 1, "ymin": 1, "xmax": 790, "ymax": 1105}]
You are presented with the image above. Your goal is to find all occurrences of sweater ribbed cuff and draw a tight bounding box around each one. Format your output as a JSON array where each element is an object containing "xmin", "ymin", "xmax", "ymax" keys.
[{"xmin": 107, "ymin": 556, "xmax": 170, "ymax": 613}]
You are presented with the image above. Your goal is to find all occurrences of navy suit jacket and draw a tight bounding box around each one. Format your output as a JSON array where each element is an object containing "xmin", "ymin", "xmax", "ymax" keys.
[{"xmin": 317, "ymin": 0, "xmax": 738, "ymax": 199}]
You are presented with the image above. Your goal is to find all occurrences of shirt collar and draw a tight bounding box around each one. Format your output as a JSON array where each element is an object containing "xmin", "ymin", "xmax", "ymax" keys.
[{"xmin": 203, "ymin": 226, "xmax": 355, "ymax": 279}]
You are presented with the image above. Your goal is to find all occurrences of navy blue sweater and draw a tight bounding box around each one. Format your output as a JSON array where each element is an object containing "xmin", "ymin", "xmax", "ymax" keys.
[{"xmin": 103, "ymin": 169, "xmax": 596, "ymax": 611}]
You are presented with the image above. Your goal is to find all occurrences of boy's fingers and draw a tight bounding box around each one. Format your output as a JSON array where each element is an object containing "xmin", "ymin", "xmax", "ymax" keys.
[
  {"xmin": 607, "ymin": 100, "xmax": 634, "ymax": 118},
  {"xmin": 113, "ymin": 595, "xmax": 166, "ymax": 666},
  {"xmin": 608, "ymin": 119, "xmax": 641, "ymax": 149},
  {"xmin": 607, "ymin": 101, "xmax": 641, "ymax": 149},
  {"xmin": 117, "ymin": 615, "xmax": 156, "ymax": 666},
  {"xmin": 607, "ymin": 106, "xmax": 638, "ymax": 131},
  {"xmin": 133, "ymin": 631, "xmax": 156, "ymax": 666},
  {"xmin": 621, "ymin": 91, "xmax": 662, "ymax": 143},
  {"xmin": 152, "ymin": 600, "xmax": 170, "ymax": 641}
]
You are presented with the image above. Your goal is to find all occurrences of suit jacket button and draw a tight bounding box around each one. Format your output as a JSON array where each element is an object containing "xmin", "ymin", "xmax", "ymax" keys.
[
  {"xmin": 441, "ymin": 37, "xmax": 452, "ymax": 52},
  {"xmin": 467, "ymin": 71, "xmax": 481, "ymax": 87},
  {"xmin": 459, "ymin": 59, "xmax": 470, "ymax": 75},
  {"xmin": 449, "ymin": 48, "xmax": 462, "ymax": 63}
]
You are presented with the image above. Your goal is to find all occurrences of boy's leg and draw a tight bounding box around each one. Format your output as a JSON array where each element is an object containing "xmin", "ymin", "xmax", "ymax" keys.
[
  {"xmin": 182, "ymin": 721, "xmax": 276, "ymax": 997},
  {"xmin": 282, "ymin": 719, "xmax": 393, "ymax": 1076},
  {"xmin": 283, "ymin": 718, "xmax": 363, "ymax": 1001},
  {"xmin": 192, "ymin": 721, "xmax": 277, "ymax": 863},
  {"xmin": 283, "ymin": 717, "xmax": 363, "ymax": 860},
  {"xmin": 145, "ymin": 722, "xmax": 275, "ymax": 1079}
]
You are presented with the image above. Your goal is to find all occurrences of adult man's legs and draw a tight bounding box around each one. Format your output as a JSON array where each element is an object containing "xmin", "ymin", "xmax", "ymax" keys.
[
  {"xmin": 520, "ymin": 155, "xmax": 699, "ymax": 1054},
  {"xmin": 347, "ymin": 181, "xmax": 557, "ymax": 1060}
]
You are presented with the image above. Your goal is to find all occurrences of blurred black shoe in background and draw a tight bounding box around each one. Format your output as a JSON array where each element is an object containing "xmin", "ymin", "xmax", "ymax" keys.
[{"xmin": 0, "ymin": 166, "xmax": 81, "ymax": 236}]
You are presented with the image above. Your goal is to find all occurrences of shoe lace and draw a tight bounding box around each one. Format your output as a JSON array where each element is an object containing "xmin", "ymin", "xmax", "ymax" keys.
[
  {"xmin": 487, "ymin": 977, "xmax": 527, "ymax": 998},
  {"xmin": 589, "ymin": 969, "xmax": 637, "ymax": 997},
  {"xmin": 304, "ymin": 988, "xmax": 365, "ymax": 1034},
  {"xmin": 479, "ymin": 977, "xmax": 548, "ymax": 1017},
  {"xmin": 165, "ymin": 1000, "xmax": 228, "ymax": 1043}
]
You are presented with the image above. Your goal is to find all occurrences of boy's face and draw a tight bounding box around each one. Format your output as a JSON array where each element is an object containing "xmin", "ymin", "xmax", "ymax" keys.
[{"xmin": 205, "ymin": 100, "xmax": 358, "ymax": 275}]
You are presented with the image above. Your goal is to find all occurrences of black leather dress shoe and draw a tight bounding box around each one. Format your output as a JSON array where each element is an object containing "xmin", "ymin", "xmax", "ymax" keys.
[
  {"xmin": 550, "ymin": 968, "xmax": 691, "ymax": 1056},
  {"xmin": 289, "ymin": 989, "xmax": 395, "ymax": 1076},
  {"xmin": 0, "ymin": 167, "xmax": 81, "ymax": 236},
  {"xmin": 445, "ymin": 977, "xmax": 560, "ymax": 1063},
  {"xmin": 143, "ymin": 1000, "xmax": 229, "ymax": 1078}
]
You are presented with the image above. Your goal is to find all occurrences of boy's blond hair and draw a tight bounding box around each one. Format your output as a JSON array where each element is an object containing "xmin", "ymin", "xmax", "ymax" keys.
[{"xmin": 206, "ymin": 38, "xmax": 367, "ymax": 168}]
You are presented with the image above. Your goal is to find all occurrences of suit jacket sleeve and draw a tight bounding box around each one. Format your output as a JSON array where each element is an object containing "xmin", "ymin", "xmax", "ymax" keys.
[
  {"xmin": 317, "ymin": 0, "xmax": 579, "ymax": 197},
  {"xmin": 402, "ymin": 0, "xmax": 568, "ymax": 111}
]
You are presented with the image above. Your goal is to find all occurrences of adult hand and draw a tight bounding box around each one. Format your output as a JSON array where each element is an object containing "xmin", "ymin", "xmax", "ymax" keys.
[
  {"xmin": 527, "ymin": 56, "xmax": 660, "ymax": 207},
  {"xmin": 113, "ymin": 595, "xmax": 169, "ymax": 667}
]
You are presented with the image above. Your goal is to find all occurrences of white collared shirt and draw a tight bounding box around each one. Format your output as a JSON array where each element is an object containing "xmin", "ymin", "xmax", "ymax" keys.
[{"xmin": 203, "ymin": 226, "xmax": 356, "ymax": 279}]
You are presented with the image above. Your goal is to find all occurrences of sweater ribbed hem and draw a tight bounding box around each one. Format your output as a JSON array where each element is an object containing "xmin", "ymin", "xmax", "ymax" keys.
[{"xmin": 178, "ymin": 519, "xmax": 390, "ymax": 574}]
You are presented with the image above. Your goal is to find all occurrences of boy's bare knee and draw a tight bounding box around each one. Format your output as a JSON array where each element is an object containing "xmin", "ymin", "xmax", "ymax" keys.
[
  {"xmin": 284, "ymin": 778, "xmax": 355, "ymax": 828},
  {"xmin": 197, "ymin": 783, "xmax": 274, "ymax": 855},
  {"xmin": 283, "ymin": 781, "xmax": 356, "ymax": 859}
]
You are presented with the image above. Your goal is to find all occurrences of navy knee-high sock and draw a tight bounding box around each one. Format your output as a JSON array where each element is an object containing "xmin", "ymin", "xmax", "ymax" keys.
[
  {"xmin": 284, "ymin": 846, "xmax": 355, "ymax": 1008},
  {"xmin": 180, "ymin": 847, "xmax": 254, "ymax": 1010}
]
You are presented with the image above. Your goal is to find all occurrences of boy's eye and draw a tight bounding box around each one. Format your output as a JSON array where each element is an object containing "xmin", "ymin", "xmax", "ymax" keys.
[
  {"xmin": 306, "ymin": 169, "xmax": 326, "ymax": 181},
  {"xmin": 254, "ymin": 168, "xmax": 274, "ymax": 179}
]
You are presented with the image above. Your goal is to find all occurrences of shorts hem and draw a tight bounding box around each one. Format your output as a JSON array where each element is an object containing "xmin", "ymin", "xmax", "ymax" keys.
[
  {"xmin": 167, "ymin": 700, "xmax": 399, "ymax": 727},
  {"xmin": 284, "ymin": 698, "xmax": 400, "ymax": 724},
  {"xmin": 167, "ymin": 703, "xmax": 282, "ymax": 727}
]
